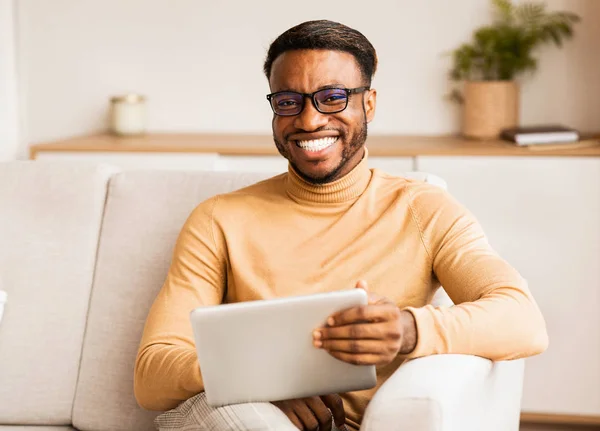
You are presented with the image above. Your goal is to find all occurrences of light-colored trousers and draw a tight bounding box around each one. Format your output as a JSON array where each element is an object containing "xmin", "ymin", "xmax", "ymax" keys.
[
  {"xmin": 155, "ymin": 392, "xmax": 344, "ymax": 431},
  {"xmin": 155, "ymin": 365, "xmax": 434, "ymax": 431}
]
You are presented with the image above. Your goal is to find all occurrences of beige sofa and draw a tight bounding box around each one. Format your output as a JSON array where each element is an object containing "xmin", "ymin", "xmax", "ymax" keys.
[{"xmin": 0, "ymin": 161, "xmax": 524, "ymax": 431}]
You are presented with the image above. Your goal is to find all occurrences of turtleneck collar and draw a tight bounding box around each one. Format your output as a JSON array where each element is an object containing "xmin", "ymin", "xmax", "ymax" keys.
[{"xmin": 286, "ymin": 147, "xmax": 371, "ymax": 204}]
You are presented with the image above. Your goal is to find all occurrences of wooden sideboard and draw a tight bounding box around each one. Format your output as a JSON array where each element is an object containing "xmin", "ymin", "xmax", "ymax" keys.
[
  {"xmin": 29, "ymin": 133, "xmax": 600, "ymax": 427},
  {"xmin": 29, "ymin": 132, "xmax": 600, "ymax": 159}
]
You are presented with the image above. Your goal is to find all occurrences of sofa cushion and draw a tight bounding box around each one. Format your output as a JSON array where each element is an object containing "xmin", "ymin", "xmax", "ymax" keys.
[
  {"xmin": 72, "ymin": 171, "xmax": 271, "ymax": 431},
  {"xmin": 0, "ymin": 427, "xmax": 76, "ymax": 430},
  {"xmin": 0, "ymin": 161, "xmax": 117, "ymax": 424}
]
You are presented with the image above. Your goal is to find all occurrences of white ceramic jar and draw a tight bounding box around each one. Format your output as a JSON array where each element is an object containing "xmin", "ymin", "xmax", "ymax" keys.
[{"xmin": 110, "ymin": 94, "xmax": 147, "ymax": 136}]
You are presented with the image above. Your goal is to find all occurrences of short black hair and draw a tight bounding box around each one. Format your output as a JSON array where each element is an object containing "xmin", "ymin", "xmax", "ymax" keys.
[{"xmin": 263, "ymin": 20, "xmax": 378, "ymax": 85}]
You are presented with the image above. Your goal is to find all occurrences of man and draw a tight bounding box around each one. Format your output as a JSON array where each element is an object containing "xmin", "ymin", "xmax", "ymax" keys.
[{"xmin": 135, "ymin": 20, "xmax": 548, "ymax": 431}]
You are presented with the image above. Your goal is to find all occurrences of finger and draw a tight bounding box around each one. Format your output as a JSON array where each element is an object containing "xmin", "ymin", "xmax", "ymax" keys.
[
  {"xmin": 320, "ymin": 394, "xmax": 346, "ymax": 427},
  {"xmin": 273, "ymin": 401, "xmax": 304, "ymax": 430},
  {"xmin": 328, "ymin": 304, "xmax": 400, "ymax": 326},
  {"xmin": 316, "ymin": 322, "xmax": 399, "ymax": 342},
  {"xmin": 320, "ymin": 339, "xmax": 398, "ymax": 355},
  {"xmin": 305, "ymin": 397, "xmax": 332, "ymax": 431},
  {"xmin": 293, "ymin": 400, "xmax": 319, "ymax": 431},
  {"xmin": 288, "ymin": 412, "xmax": 303, "ymax": 430},
  {"xmin": 326, "ymin": 350, "xmax": 388, "ymax": 366}
]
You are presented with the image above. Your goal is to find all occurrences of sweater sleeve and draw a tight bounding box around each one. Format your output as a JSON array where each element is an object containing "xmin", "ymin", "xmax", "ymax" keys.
[
  {"xmin": 134, "ymin": 196, "xmax": 226, "ymax": 411},
  {"xmin": 401, "ymin": 183, "xmax": 548, "ymax": 361}
]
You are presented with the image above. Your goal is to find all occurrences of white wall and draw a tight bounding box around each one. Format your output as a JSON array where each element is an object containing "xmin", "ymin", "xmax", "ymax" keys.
[
  {"xmin": 0, "ymin": 0, "xmax": 19, "ymax": 161},
  {"xmin": 14, "ymin": 0, "xmax": 600, "ymax": 156},
  {"xmin": 522, "ymin": 0, "xmax": 600, "ymax": 131}
]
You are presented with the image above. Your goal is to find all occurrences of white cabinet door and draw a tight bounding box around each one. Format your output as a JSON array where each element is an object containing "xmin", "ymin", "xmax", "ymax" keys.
[
  {"xmin": 368, "ymin": 156, "xmax": 414, "ymax": 175},
  {"xmin": 35, "ymin": 151, "xmax": 220, "ymax": 171},
  {"xmin": 417, "ymin": 156, "xmax": 600, "ymax": 417},
  {"xmin": 215, "ymin": 155, "xmax": 288, "ymax": 174}
]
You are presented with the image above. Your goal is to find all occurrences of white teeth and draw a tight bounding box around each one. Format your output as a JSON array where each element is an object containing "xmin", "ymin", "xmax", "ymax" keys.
[{"xmin": 296, "ymin": 137, "xmax": 338, "ymax": 152}]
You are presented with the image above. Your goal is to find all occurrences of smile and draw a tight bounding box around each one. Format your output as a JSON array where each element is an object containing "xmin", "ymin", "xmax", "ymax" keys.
[{"xmin": 295, "ymin": 137, "xmax": 339, "ymax": 152}]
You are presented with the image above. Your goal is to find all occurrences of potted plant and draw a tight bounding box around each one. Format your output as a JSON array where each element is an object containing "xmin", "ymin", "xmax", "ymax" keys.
[{"xmin": 449, "ymin": 0, "xmax": 580, "ymax": 139}]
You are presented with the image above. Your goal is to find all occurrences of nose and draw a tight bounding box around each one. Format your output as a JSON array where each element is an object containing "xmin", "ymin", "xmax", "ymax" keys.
[{"xmin": 293, "ymin": 98, "xmax": 329, "ymax": 131}]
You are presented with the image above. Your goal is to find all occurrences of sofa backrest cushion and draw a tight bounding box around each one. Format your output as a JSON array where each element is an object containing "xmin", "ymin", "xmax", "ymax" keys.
[
  {"xmin": 72, "ymin": 170, "xmax": 272, "ymax": 431},
  {"xmin": 0, "ymin": 161, "xmax": 117, "ymax": 425}
]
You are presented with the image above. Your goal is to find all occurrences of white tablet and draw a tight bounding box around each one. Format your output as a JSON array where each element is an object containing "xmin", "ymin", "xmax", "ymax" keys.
[{"xmin": 190, "ymin": 289, "xmax": 377, "ymax": 407}]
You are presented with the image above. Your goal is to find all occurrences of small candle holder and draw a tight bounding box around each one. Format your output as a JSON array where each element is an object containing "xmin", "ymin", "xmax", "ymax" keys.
[{"xmin": 110, "ymin": 94, "xmax": 147, "ymax": 136}]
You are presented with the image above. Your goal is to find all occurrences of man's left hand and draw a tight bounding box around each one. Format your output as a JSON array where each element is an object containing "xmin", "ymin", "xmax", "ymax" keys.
[{"xmin": 313, "ymin": 280, "xmax": 418, "ymax": 367}]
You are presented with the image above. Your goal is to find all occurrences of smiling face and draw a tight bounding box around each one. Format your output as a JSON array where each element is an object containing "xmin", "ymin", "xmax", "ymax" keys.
[{"xmin": 269, "ymin": 50, "xmax": 377, "ymax": 184}]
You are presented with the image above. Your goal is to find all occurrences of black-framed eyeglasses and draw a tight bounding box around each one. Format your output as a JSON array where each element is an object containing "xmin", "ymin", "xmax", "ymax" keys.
[{"xmin": 266, "ymin": 87, "xmax": 370, "ymax": 116}]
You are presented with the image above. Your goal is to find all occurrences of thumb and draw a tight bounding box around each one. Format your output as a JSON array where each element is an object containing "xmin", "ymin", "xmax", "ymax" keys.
[
  {"xmin": 356, "ymin": 279, "xmax": 380, "ymax": 305},
  {"xmin": 355, "ymin": 279, "xmax": 368, "ymax": 291}
]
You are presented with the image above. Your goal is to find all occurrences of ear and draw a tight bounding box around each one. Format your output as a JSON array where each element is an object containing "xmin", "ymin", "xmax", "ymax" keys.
[{"xmin": 364, "ymin": 89, "xmax": 377, "ymax": 123}]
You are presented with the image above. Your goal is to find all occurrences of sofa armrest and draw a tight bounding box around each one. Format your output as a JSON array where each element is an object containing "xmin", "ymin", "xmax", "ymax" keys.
[{"xmin": 360, "ymin": 354, "xmax": 524, "ymax": 431}]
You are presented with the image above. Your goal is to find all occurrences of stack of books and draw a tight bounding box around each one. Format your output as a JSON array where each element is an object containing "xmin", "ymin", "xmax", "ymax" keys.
[{"xmin": 500, "ymin": 125, "xmax": 600, "ymax": 150}]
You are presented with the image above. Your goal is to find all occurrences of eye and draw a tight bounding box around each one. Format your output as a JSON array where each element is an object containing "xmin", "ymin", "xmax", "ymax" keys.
[
  {"xmin": 277, "ymin": 99, "xmax": 300, "ymax": 107},
  {"xmin": 324, "ymin": 94, "xmax": 346, "ymax": 102},
  {"xmin": 272, "ymin": 92, "xmax": 302, "ymax": 110},
  {"xmin": 317, "ymin": 89, "xmax": 348, "ymax": 105}
]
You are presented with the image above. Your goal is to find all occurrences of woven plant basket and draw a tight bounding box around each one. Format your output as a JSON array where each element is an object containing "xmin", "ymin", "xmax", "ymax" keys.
[{"xmin": 462, "ymin": 81, "xmax": 519, "ymax": 140}]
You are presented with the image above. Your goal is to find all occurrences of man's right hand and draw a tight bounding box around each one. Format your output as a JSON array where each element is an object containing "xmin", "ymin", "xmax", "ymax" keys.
[{"xmin": 272, "ymin": 394, "xmax": 346, "ymax": 431}]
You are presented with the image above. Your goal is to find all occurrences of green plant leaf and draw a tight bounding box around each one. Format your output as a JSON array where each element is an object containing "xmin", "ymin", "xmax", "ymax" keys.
[
  {"xmin": 557, "ymin": 11, "xmax": 581, "ymax": 24},
  {"xmin": 516, "ymin": 2, "xmax": 546, "ymax": 26},
  {"xmin": 492, "ymin": 0, "xmax": 514, "ymax": 23},
  {"xmin": 448, "ymin": 0, "xmax": 580, "ymax": 82},
  {"xmin": 446, "ymin": 88, "xmax": 464, "ymax": 104}
]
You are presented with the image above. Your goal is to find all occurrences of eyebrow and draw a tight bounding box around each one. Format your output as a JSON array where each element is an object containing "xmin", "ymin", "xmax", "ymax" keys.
[
  {"xmin": 274, "ymin": 83, "xmax": 347, "ymax": 94},
  {"xmin": 317, "ymin": 83, "xmax": 346, "ymax": 91}
]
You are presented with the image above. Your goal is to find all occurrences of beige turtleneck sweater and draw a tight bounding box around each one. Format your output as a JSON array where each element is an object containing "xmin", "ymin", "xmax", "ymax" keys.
[{"xmin": 135, "ymin": 151, "xmax": 548, "ymax": 430}]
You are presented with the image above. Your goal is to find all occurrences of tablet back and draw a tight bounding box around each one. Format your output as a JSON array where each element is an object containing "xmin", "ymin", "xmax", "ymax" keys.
[{"xmin": 190, "ymin": 289, "xmax": 377, "ymax": 406}]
